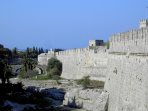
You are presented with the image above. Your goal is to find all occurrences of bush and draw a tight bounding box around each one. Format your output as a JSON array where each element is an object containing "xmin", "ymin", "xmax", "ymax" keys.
[
  {"xmin": 77, "ymin": 76, "xmax": 105, "ymax": 89},
  {"xmin": 29, "ymin": 58, "xmax": 62, "ymax": 80},
  {"xmin": 105, "ymin": 41, "xmax": 110, "ymax": 49},
  {"xmin": 18, "ymin": 67, "xmax": 26, "ymax": 78},
  {"xmin": 29, "ymin": 91, "xmax": 51, "ymax": 107},
  {"xmin": 89, "ymin": 80, "xmax": 104, "ymax": 88},
  {"xmin": 48, "ymin": 67, "xmax": 60, "ymax": 77},
  {"xmin": 77, "ymin": 76, "xmax": 90, "ymax": 89},
  {"xmin": 31, "ymin": 75, "xmax": 49, "ymax": 80},
  {"xmin": 18, "ymin": 67, "xmax": 38, "ymax": 79},
  {"xmin": 47, "ymin": 58, "xmax": 62, "ymax": 79},
  {"xmin": 0, "ymin": 105, "xmax": 12, "ymax": 111}
]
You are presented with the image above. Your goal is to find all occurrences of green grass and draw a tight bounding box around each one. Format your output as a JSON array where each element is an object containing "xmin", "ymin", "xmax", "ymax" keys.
[
  {"xmin": 30, "ymin": 75, "xmax": 49, "ymax": 80},
  {"xmin": 30, "ymin": 74, "xmax": 62, "ymax": 81},
  {"xmin": 77, "ymin": 76, "xmax": 105, "ymax": 89}
]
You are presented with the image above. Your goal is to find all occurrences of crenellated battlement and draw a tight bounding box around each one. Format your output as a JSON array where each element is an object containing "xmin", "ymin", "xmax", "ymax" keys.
[
  {"xmin": 37, "ymin": 43, "xmax": 108, "ymax": 80},
  {"xmin": 56, "ymin": 47, "xmax": 106, "ymax": 55},
  {"xmin": 140, "ymin": 19, "xmax": 148, "ymax": 28},
  {"xmin": 110, "ymin": 20, "xmax": 148, "ymax": 54},
  {"xmin": 38, "ymin": 41, "xmax": 107, "ymax": 66},
  {"xmin": 56, "ymin": 48, "xmax": 89, "ymax": 55},
  {"xmin": 37, "ymin": 19, "xmax": 148, "ymax": 111}
]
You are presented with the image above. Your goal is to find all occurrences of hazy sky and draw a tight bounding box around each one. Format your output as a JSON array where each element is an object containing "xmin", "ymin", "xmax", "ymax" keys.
[{"xmin": 0, "ymin": 0, "xmax": 147, "ymax": 50}]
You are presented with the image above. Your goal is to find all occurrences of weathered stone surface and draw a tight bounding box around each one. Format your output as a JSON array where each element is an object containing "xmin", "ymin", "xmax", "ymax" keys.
[
  {"xmin": 105, "ymin": 54, "xmax": 148, "ymax": 111},
  {"xmin": 36, "ymin": 20, "xmax": 148, "ymax": 111},
  {"xmin": 63, "ymin": 88, "xmax": 108, "ymax": 111},
  {"xmin": 38, "ymin": 47, "xmax": 108, "ymax": 81}
]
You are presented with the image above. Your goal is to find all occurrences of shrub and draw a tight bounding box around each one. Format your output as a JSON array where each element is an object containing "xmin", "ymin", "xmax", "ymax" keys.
[
  {"xmin": 105, "ymin": 41, "xmax": 110, "ymax": 49},
  {"xmin": 77, "ymin": 76, "xmax": 90, "ymax": 89},
  {"xmin": 0, "ymin": 105, "xmax": 12, "ymax": 111},
  {"xmin": 18, "ymin": 67, "xmax": 26, "ymax": 78},
  {"xmin": 77, "ymin": 76, "xmax": 105, "ymax": 89},
  {"xmin": 89, "ymin": 80, "xmax": 104, "ymax": 88},
  {"xmin": 47, "ymin": 58, "xmax": 62, "ymax": 79},
  {"xmin": 48, "ymin": 67, "xmax": 61, "ymax": 77},
  {"xmin": 18, "ymin": 67, "xmax": 38, "ymax": 79},
  {"xmin": 29, "ymin": 58, "xmax": 62, "ymax": 80},
  {"xmin": 31, "ymin": 75, "xmax": 49, "ymax": 80},
  {"xmin": 29, "ymin": 91, "xmax": 51, "ymax": 107}
]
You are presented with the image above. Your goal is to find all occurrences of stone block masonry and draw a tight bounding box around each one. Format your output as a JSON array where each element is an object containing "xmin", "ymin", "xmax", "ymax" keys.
[
  {"xmin": 38, "ymin": 47, "xmax": 108, "ymax": 81},
  {"xmin": 56, "ymin": 47, "xmax": 107, "ymax": 81},
  {"xmin": 110, "ymin": 20, "xmax": 148, "ymax": 54},
  {"xmin": 105, "ymin": 19, "xmax": 148, "ymax": 111},
  {"xmin": 38, "ymin": 19, "xmax": 148, "ymax": 111},
  {"xmin": 105, "ymin": 54, "xmax": 148, "ymax": 111}
]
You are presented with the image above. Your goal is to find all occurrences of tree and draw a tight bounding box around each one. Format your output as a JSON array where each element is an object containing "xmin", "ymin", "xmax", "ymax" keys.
[
  {"xmin": 45, "ymin": 49, "xmax": 48, "ymax": 53},
  {"xmin": 0, "ymin": 45, "xmax": 12, "ymax": 83},
  {"xmin": 54, "ymin": 48, "xmax": 64, "ymax": 52},
  {"xmin": 0, "ymin": 60, "xmax": 12, "ymax": 84},
  {"xmin": 33, "ymin": 46, "xmax": 36, "ymax": 53},
  {"xmin": 40, "ymin": 48, "xmax": 44, "ymax": 54},
  {"xmin": 38, "ymin": 48, "xmax": 44, "ymax": 54},
  {"xmin": 12, "ymin": 47, "xmax": 18, "ymax": 57},
  {"xmin": 0, "ymin": 44, "xmax": 4, "ymax": 48},
  {"xmin": 5, "ymin": 65, "xmax": 12, "ymax": 83},
  {"xmin": 35, "ymin": 47, "xmax": 38, "ymax": 54},
  {"xmin": 26, "ymin": 47, "xmax": 30, "ymax": 57},
  {"xmin": 22, "ymin": 57, "xmax": 37, "ymax": 72},
  {"xmin": 0, "ymin": 45, "xmax": 12, "ymax": 62},
  {"xmin": 0, "ymin": 60, "xmax": 6, "ymax": 84},
  {"xmin": 47, "ymin": 58, "xmax": 62, "ymax": 78},
  {"xmin": 105, "ymin": 41, "xmax": 110, "ymax": 49},
  {"xmin": 38, "ymin": 48, "xmax": 41, "ymax": 54}
]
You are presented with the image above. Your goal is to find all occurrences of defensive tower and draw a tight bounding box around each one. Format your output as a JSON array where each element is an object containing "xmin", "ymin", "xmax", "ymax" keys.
[{"xmin": 139, "ymin": 19, "xmax": 148, "ymax": 28}]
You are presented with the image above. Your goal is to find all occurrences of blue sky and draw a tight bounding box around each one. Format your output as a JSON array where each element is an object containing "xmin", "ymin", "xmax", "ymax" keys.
[{"xmin": 0, "ymin": 0, "xmax": 147, "ymax": 50}]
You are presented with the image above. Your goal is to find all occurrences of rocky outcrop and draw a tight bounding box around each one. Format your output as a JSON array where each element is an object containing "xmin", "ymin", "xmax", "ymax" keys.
[{"xmin": 63, "ymin": 88, "xmax": 108, "ymax": 111}]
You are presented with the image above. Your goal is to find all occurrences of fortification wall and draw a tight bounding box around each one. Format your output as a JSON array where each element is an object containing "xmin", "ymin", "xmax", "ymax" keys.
[
  {"xmin": 105, "ymin": 54, "xmax": 148, "ymax": 111},
  {"xmin": 38, "ymin": 51, "xmax": 55, "ymax": 65},
  {"xmin": 105, "ymin": 21, "xmax": 148, "ymax": 111},
  {"xmin": 37, "ymin": 20, "xmax": 148, "ymax": 111},
  {"xmin": 56, "ymin": 47, "xmax": 108, "ymax": 81},
  {"xmin": 38, "ymin": 53, "xmax": 48, "ymax": 65},
  {"xmin": 38, "ymin": 47, "xmax": 108, "ymax": 81},
  {"xmin": 110, "ymin": 27, "xmax": 148, "ymax": 53}
]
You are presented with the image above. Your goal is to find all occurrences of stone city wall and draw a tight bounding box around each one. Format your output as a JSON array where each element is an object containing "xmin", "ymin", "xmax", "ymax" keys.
[
  {"xmin": 56, "ymin": 47, "xmax": 108, "ymax": 81},
  {"xmin": 38, "ymin": 51, "xmax": 55, "ymax": 65},
  {"xmin": 105, "ymin": 54, "xmax": 148, "ymax": 111},
  {"xmin": 38, "ymin": 19, "xmax": 148, "ymax": 111},
  {"xmin": 105, "ymin": 20, "xmax": 148, "ymax": 111},
  {"xmin": 38, "ymin": 47, "xmax": 108, "ymax": 81},
  {"xmin": 110, "ymin": 28, "xmax": 148, "ymax": 53}
]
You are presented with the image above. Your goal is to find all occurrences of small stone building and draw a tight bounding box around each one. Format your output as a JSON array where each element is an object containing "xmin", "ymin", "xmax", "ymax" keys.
[
  {"xmin": 139, "ymin": 19, "xmax": 148, "ymax": 28},
  {"xmin": 89, "ymin": 40, "xmax": 104, "ymax": 47}
]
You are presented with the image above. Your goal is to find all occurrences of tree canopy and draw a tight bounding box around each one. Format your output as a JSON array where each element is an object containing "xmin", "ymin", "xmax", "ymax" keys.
[{"xmin": 47, "ymin": 58, "xmax": 62, "ymax": 78}]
